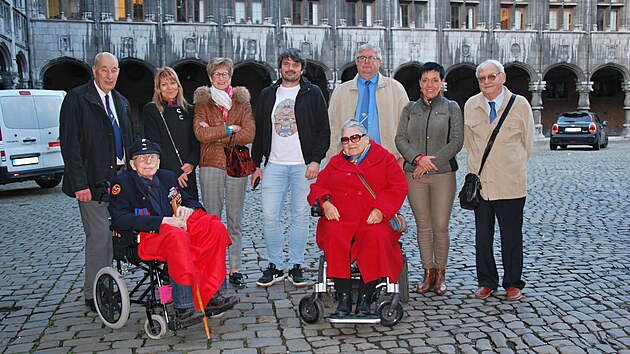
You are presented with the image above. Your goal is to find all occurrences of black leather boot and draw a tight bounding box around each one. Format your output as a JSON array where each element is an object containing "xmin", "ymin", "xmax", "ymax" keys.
[
  {"xmin": 355, "ymin": 292, "xmax": 371, "ymax": 317},
  {"xmin": 335, "ymin": 292, "xmax": 352, "ymax": 317}
]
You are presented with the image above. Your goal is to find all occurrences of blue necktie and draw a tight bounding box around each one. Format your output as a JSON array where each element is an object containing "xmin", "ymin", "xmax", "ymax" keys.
[
  {"xmin": 105, "ymin": 94, "xmax": 124, "ymax": 160},
  {"xmin": 489, "ymin": 101, "xmax": 497, "ymax": 123},
  {"xmin": 360, "ymin": 80, "xmax": 371, "ymax": 128}
]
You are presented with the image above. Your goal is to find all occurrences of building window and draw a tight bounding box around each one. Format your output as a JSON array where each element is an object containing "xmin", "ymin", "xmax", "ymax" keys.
[
  {"xmin": 501, "ymin": 4, "xmax": 527, "ymax": 30},
  {"xmin": 236, "ymin": 0, "xmax": 263, "ymax": 24},
  {"xmin": 345, "ymin": 0, "xmax": 373, "ymax": 27},
  {"xmin": 549, "ymin": 3, "xmax": 574, "ymax": 30},
  {"xmin": 292, "ymin": 0, "xmax": 318, "ymax": 25},
  {"xmin": 450, "ymin": 2, "xmax": 475, "ymax": 29},
  {"xmin": 177, "ymin": 0, "xmax": 204, "ymax": 22},
  {"xmin": 399, "ymin": 0, "xmax": 425, "ymax": 28},
  {"xmin": 597, "ymin": 4, "xmax": 620, "ymax": 31}
]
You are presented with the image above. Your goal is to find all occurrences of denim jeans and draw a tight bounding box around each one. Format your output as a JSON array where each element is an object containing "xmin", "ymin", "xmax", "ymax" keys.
[
  {"xmin": 261, "ymin": 162, "xmax": 313, "ymax": 269},
  {"xmin": 170, "ymin": 277, "xmax": 193, "ymax": 309}
]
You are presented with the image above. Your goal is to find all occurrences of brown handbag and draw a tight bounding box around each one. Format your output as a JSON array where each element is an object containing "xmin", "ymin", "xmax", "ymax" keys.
[{"xmin": 224, "ymin": 133, "xmax": 255, "ymax": 177}]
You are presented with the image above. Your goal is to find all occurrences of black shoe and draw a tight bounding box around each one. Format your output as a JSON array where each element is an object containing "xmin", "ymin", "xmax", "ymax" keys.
[
  {"xmin": 175, "ymin": 308, "xmax": 204, "ymax": 329},
  {"xmin": 335, "ymin": 292, "xmax": 352, "ymax": 317},
  {"xmin": 229, "ymin": 272, "xmax": 246, "ymax": 287},
  {"xmin": 205, "ymin": 291, "xmax": 239, "ymax": 316},
  {"xmin": 85, "ymin": 298, "xmax": 96, "ymax": 312},
  {"xmin": 256, "ymin": 263, "xmax": 285, "ymax": 287},
  {"xmin": 288, "ymin": 264, "xmax": 307, "ymax": 287},
  {"xmin": 355, "ymin": 293, "xmax": 371, "ymax": 317}
]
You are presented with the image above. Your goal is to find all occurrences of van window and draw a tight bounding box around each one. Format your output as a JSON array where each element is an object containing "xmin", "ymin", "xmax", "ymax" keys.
[
  {"xmin": 34, "ymin": 96, "xmax": 63, "ymax": 129},
  {"xmin": 0, "ymin": 96, "xmax": 39, "ymax": 129}
]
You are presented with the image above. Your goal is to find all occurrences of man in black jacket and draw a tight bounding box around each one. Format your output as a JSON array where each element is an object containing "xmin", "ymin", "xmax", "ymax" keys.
[
  {"xmin": 251, "ymin": 48, "xmax": 330, "ymax": 288},
  {"xmin": 59, "ymin": 52, "xmax": 134, "ymax": 312}
]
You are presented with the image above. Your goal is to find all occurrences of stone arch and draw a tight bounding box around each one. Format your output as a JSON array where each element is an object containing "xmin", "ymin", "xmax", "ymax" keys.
[
  {"xmin": 339, "ymin": 62, "xmax": 358, "ymax": 83},
  {"xmin": 590, "ymin": 65, "xmax": 625, "ymax": 135},
  {"xmin": 0, "ymin": 43, "xmax": 12, "ymax": 88},
  {"xmin": 172, "ymin": 59, "xmax": 210, "ymax": 103},
  {"xmin": 542, "ymin": 64, "xmax": 582, "ymax": 134},
  {"xmin": 444, "ymin": 63, "xmax": 477, "ymax": 110},
  {"xmin": 304, "ymin": 60, "xmax": 331, "ymax": 103},
  {"xmin": 15, "ymin": 52, "xmax": 28, "ymax": 88},
  {"xmin": 504, "ymin": 63, "xmax": 533, "ymax": 102},
  {"xmin": 41, "ymin": 56, "xmax": 91, "ymax": 91},
  {"xmin": 117, "ymin": 59, "xmax": 155, "ymax": 124},
  {"xmin": 232, "ymin": 60, "xmax": 274, "ymax": 111},
  {"xmin": 393, "ymin": 61, "xmax": 422, "ymax": 101}
]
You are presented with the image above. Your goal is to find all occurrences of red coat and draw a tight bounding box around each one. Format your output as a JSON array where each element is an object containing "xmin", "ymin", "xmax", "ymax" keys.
[{"xmin": 308, "ymin": 142, "xmax": 408, "ymax": 283}]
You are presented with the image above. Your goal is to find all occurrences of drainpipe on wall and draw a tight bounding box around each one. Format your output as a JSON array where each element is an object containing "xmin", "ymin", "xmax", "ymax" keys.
[
  {"xmin": 385, "ymin": 0, "xmax": 392, "ymax": 76},
  {"xmin": 158, "ymin": 0, "xmax": 165, "ymax": 67},
  {"xmin": 25, "ymin": 0, "xmax": 34, "ymax": 88}
]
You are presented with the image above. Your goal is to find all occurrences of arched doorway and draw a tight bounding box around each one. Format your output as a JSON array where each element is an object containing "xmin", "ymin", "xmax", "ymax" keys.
[
  {"xmin": 42, "ymin": 58, "xmax": 91, "ymax": 92},
  {"xmin": 117, "ymin": 60, "xmax": 154, "ymax": 129},
  {"xmin": 304, "ymin": 61, "xmax": 330, "ymax": 103},
  {"xmin": 232, "ymin": 62, "xmax": 273, "ymax": 111},
  {"xmin": 0, "ymin": 44, "xmax": 13, "ymax": 89},
  {"xmin": 15, "ymin": 52, "xmax": 28, "ymax": 88},
  {"xmin": 340, "ymin": 64, "xmax": 358, "ymax": 83},
  {"xmin": 173, "ymin": 61, "xmax": 210, "ymax": 104},
  {"xmin": 542, "ymin": 66, "xmax": 580, "ymax": 135},
  {"xmin": 504, "ymin": 65, "xmax": 532, "ymax": 102},
  {"xmin": 590, "ymin": 66, "xmax": 625, "ymax": 135},
  {"xmin": 394, "ymin": 63, "xmax": 422, "ymax": 101},
  {"xmin": 444, "ymin": 65, "xmax": 477, "ymax": 110}
]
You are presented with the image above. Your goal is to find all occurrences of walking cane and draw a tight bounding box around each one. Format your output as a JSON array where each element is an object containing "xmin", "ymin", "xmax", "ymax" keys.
[{"xmin": 168, "ymin": 189, "xmax": 212, "ymax": 344}]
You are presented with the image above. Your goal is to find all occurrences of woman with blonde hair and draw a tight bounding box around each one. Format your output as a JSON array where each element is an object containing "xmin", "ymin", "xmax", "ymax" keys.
[
  {"xmin": 142, "ymin": 66, "xmax": 200, "ymax": 199},
  {"xmin": 194, "ymin": 58, "xmax": 255, "ymax": 287}
]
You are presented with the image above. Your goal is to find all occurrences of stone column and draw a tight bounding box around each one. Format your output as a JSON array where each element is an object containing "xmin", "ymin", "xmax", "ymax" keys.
[
  {"xmin": 623, "ymin": 81, "xmax": 630, "ymax": 138},
  {"xmin": 529, "ymin": 81, "xmax": 546, "ymax": 140},
  {"xmin": 576, "ymin": 81, "xmax": 593, "ymax": 111}
]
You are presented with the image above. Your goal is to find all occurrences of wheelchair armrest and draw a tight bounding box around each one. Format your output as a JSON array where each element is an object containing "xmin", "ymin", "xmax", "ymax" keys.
[{"xmin": 311, "ymin": 198, "xmax": 323, "ymax": 217}]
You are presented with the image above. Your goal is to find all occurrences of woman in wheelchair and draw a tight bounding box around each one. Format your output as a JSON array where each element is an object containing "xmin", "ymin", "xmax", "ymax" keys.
[
  {"xmin": 108, "ymin": 139, "xmax": 237, "ymax": 328},
  {"xmin": 307, "ymin": 120, "xmax": 408, "ymax": 317}
]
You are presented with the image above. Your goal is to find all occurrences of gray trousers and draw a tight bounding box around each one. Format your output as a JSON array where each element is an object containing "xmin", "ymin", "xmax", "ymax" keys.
[
  {"xmin": 406, "ymin": 171, "xmax": 456, "ymax": 270},
  {"xmin": 78, "ymin": 200, "xmax": 113, "ymax": 300},
  {"xmin": 199, "ymin": 166, "xmax": 247, "ymax": 272}
]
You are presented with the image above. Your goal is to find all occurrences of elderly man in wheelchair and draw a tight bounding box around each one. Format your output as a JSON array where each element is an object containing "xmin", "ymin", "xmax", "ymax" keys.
[
  {"xmin": 305, "ymin": 120, "xmax": 408, "ymax": 322},
  {"xmin": 107, "ymin": 139, "xmax": 237, "ymax": 329}
]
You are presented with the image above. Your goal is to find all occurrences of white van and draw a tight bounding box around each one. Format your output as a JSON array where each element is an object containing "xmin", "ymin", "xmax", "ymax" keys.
[{"xmin": 0, "ymin": 89, "xmax": 66, "ymax": 188}]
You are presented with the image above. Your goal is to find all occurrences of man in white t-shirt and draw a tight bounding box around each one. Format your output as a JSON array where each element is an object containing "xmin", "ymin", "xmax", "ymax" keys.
[{"xmin": 251, "ymin": 48, "xmax": 330, "ymax": 288}]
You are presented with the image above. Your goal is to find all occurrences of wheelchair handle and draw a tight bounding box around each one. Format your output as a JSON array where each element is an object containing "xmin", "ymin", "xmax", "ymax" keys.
[{"xmin": 311, "ymin": 198, "xmax": 323, "ymax": 217}]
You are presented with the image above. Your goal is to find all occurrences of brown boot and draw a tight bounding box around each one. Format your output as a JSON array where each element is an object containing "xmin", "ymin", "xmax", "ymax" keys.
[
  {"xmin": 434, "ymin": 268, "xmax": 447, "ymax": 295},
  {"xmin": 416, "ymin": 268, "xmax": 435, "ymax": 293}
]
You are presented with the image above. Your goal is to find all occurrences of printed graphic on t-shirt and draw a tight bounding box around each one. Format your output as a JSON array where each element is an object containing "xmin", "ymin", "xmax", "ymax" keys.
[{"xmin": 273, "ymin": 98, "xmax": 297, "ymax": 137}]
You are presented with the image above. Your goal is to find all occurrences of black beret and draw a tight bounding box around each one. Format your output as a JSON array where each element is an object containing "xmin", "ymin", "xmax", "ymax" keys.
[{"xmin": 129, "ymin": 139, "xmax": 162, "ymax": 157}]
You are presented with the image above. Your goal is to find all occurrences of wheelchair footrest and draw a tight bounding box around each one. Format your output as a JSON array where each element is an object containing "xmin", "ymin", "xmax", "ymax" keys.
[{"xmin": 329, "ymin": 315, "xmax": 380, "ymax": 324}]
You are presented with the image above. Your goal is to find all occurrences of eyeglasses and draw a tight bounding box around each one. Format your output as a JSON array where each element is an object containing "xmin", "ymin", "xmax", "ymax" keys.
[
  {"xmin": 212, "ymin": 72, "xmax": 230, "ymax": 78},
  {"xmin": 341, "ymin": 134, "xmax": 366, "ymax": 145},
  {"xmin": 356, "ymin": 56, "xmax": 380, "ymax": 62},
  {"xmin": 133, "ymin": 154, "xmax": 160, "ymax": 162},
  {"xmin": 477, "ymin": 73, "xmax": 501, "ymax": 83}
]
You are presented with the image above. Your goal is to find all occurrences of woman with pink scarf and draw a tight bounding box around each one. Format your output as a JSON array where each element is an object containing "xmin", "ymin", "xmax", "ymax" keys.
[{"xmin": 193, "ymin": 58, "xmax": 255, "ymax": 287}]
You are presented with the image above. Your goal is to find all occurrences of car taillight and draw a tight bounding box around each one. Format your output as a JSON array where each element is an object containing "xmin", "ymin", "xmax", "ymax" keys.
[
  {"xmin": 48, "ymin": 141, "xmax": 61, "ymax": 148},
  {"xmin": 589, "ymin": 123, "xmax": 596, "ymax": 133},
  {"xmin": 1, "ymin": 150, "xmax": 5, "ymax": 162},
  {"xmin": 552, "ymin": 124, "xmax": 558, "ymax": 134}
]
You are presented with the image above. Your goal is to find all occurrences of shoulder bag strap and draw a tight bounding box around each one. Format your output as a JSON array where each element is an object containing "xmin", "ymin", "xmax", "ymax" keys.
[
  {"xmin": 478, "ymin": 93, "xmax": 516, "ymax": 175},
  {"xmin": 156, "ymin": 105, "xmax": 184, "ymax": 167},
  {"xmin": 357, "ymin": 173, "xmax": 377, "ymax": 199}
]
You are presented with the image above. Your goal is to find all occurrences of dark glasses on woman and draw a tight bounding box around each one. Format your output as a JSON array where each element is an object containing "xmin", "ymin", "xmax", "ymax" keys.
[{"xmin": 341, "ymin": 134, "xmax": 366, "ymax": 145}]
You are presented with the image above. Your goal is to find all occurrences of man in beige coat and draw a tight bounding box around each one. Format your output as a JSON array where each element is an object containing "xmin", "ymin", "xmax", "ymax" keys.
[
  {"xmin": 327, "ymin": 43, "xmax": 409, "ymax": 161},
  {"xmin": 464, "ymin": 59, "xmax": 534, "ymax": 302}
]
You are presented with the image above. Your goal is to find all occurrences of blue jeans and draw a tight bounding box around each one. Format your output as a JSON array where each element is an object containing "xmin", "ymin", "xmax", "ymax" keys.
[
  {"xmin": 261, "ymin": 162, "xmax": 313, "ymax": 269},
  {"xmin": 170, "ymin": 277, "xmax": 193, "ymax": 309}
]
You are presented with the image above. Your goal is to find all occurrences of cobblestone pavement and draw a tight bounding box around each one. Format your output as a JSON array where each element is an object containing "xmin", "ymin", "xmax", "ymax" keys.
[{"xmin": 1, "ymin": 140, "xmax": 629, "ymax": 354}]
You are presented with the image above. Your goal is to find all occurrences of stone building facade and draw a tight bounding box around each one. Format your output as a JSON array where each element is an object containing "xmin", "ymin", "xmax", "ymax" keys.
[{"xmin": 4, "ymin": 0, "xmax": 630, "ymax": 137}]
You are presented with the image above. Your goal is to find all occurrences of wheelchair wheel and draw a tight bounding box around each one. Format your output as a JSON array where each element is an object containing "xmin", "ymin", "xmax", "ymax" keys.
[
  {"xmin": 298, "ymin": 296, "xmax": 324, "ymax": 324},
  {"xmin": 377, "ymin": 300, "xmax": 403, "ymax": 327},
  {"xmin": 399, "ymin": 256, "xmax": 409, "ymax": 303},
  {"xmin": 94, "ymin": 267, "xmax": 130, "ymax": 329},
  {"xmin": 144, "ymin": 314, "xmax": 168, "ymax": 340}
]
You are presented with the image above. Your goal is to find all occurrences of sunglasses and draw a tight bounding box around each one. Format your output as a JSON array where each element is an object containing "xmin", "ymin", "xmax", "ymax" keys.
[{"xmin": 341, "ymin": 134, "xmax": 366, "ymax": 145}]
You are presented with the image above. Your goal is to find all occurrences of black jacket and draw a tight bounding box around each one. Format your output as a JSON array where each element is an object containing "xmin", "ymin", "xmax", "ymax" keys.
[
  {"xmin": 60, "ymin": 80, "xmax": 134, "ymax": 200},
  {"xmin": 252, "ymin": 76, "xmax": 330, "ymax": 167},
  {"xmin": 108, "ymin": 169, "xmax": 203, "ymax": 233}
]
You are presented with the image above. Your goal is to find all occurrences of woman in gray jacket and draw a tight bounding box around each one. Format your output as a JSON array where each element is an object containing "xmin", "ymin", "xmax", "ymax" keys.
[{"xmin": 395, "ymin": 62, "xmax": 464, "ymax": 295}]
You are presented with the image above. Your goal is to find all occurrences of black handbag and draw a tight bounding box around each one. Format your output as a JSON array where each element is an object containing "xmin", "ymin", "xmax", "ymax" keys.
[
  {"xmin": 459, "ymin": 94, "xmax": 516, "ymax": 210},
  {"xmin": 224, "ymin": 133, "xmax": 255, "ymax": 177}
]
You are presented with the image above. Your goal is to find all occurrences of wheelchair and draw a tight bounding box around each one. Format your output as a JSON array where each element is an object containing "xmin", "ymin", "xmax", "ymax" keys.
[
  {"xmin": 93, "ymin": 229, "xmax": 174, "ymax": 339},
  {"xmin": 297, "ymin": 199, "xmax": 410, "ymax": 327}
]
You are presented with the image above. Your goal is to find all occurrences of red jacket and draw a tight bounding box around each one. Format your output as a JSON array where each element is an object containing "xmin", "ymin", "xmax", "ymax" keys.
[{"xmin": 308, "ymin": 142, "xmax": 408, "ymax": 282}]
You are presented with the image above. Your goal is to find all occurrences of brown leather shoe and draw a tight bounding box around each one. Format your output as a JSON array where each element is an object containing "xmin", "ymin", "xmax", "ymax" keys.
[
  {"xmin": 433, "ymin": 269, "xmax": 447, "ymax": 295},
  {"xmin": 505, "ymin": 287, "xmax": 522, "ymax": 301},
  {"xmin": 474, "ymin": 286, "xmax": 493, "ymax": 299},
  {"xmin": 416, "ymin": 268, "xmax": 435, "ymax": 293}
]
